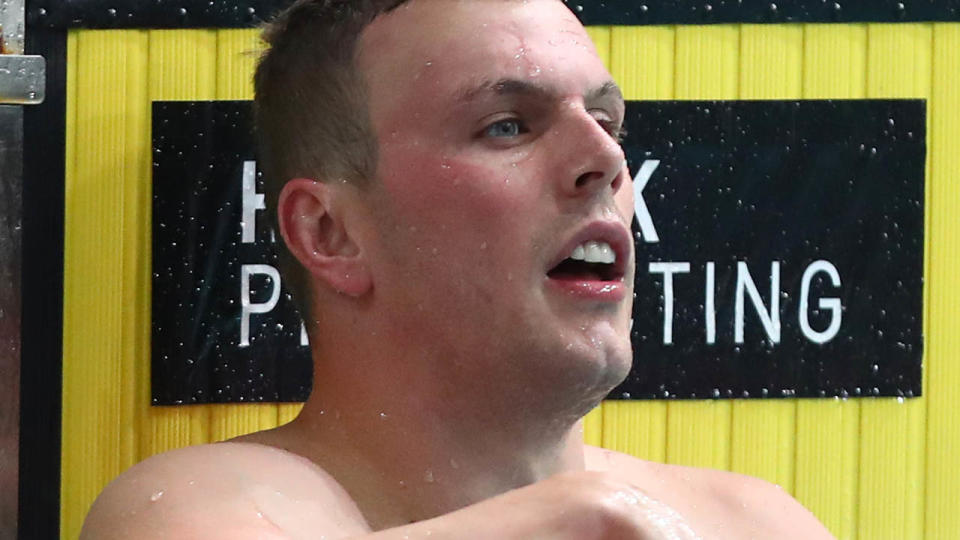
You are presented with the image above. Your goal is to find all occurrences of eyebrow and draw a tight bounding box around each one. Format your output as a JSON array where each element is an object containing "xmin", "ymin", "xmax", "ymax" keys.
[
  {"xmin": 586, "ymin": 81, "xmax": 624, "ymax": 104},
  {"xmin": 455, "ymin": 77, "xmax": 624, "ymax": 106}
]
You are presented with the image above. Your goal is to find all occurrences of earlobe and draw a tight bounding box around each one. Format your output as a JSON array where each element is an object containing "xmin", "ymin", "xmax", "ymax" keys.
[{"xmin": 277, "ymin": 178, "xmax": 373, "ymax": 297}]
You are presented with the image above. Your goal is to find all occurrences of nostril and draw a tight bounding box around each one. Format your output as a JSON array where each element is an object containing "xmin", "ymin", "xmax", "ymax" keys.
[{"xmin": 575, "ymin": 173, "xmax": 592, "ymax": 188}]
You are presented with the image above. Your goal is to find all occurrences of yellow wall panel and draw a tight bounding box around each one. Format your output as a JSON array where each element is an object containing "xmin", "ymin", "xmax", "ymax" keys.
[
  {"xmin": 857, "ymin": 23, "xmax": 931, "ymax": 540},
  {"xmin": 803, "ymin": 24, "xmax": 867, "ymax": 98},
  {"xmin": 730, "ymin": 24, "xmax": 802, "ymax": 494},
  {"xmin": 611, "ymin": 26, "xmax": 674, "ymax": 100},
  {"xmin": 793, "ymin": 23, "xmax": 868, "ymax": 540},
  {"xmin": 278, "ymin": 402, "xmax": 304, "ymax": 425},
  {"xmin": 666, "ymin": 25, "xmax": 738, "ymax": 472},
  {"xmin": 602, "ymin": 401, "xmax": 666, "ymax": 462},
  {"xmin": 925, "ymin": 23, "xmax": 960, "ymax": 540},
  {"xmin": 582, "ymin": 406, "xmax": 603, "ymax": 447},
  {"xmin": 61, "ymin": 29, "xmax": 150, "ymax": 540},
  {"xmin": 796, "ymin": 398, "xmax": 860, "ymax": 538},
  {"xmin": 675, "ymin": 25, "xmax": 739, "ymax": 99},
  {"xmin": 215, "ymin": 28, "xmax": 261, "ymax": 101},
  {"xmin": 739, "ymin": 24, "xmax": 803, "ymax": 99}
]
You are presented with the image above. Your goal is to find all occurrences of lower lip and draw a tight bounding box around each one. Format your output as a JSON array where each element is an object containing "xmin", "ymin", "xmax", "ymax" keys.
[{"xmin": 546, "ymin": 276, "xmax": 628, "ymax": 301}]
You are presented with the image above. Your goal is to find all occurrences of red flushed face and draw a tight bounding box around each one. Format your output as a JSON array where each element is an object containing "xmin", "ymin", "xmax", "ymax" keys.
[{"xmin": 355, "ymin": 0, "xmax": 635, "ymax": 409}]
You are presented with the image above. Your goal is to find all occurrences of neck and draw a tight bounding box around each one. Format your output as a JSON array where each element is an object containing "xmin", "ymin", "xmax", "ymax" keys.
[{"xmin": 283, "ymin": 347, "xmax": 589, "ymax": 530}]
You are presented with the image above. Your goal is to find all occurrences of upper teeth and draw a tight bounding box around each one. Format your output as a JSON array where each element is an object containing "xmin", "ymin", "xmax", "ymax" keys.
[{"xmin": 570, "ymin": 241, "xmax": 616, "ymax": 264}]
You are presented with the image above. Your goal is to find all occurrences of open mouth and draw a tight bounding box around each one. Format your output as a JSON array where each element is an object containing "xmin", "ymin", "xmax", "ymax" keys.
[{"xmin": 547, "ymin": 240, "xmax": 620, "ymax": 282}]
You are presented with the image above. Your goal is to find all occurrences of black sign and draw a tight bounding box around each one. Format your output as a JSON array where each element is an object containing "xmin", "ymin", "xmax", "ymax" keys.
[
  {"xmin": 29, "ymin": 0, "xmax": 960, "ymax": 29},
  {"xmin": 152, "ymin": 99, "xmax": 924, "ymax": 404},
  {"xmin": 152, "ymin": 102, "xmax": 310, "ymax": 404},
  {"xmin": 619, "ymin": 100, "xmax": 924, "ymax": 400}
]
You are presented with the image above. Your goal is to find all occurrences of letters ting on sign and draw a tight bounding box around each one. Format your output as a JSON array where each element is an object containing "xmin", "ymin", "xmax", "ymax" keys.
[{"xmin": 633, "ymin": 160, "xmax": 843, "ymax": 347}]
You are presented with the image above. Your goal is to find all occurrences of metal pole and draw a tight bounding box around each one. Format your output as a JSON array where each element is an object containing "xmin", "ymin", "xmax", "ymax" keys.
[{"xmin": 0, "ymin": 1, "xmax": 36, "ymax": 538}]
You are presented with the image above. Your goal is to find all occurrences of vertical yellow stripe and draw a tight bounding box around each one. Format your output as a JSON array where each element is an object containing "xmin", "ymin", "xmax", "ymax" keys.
[
  {"xmin": 926, "ymin": 23, "xmax": 960, "ymax": 540},
  {"xmin": 675, "ymin": 25, "xmax": 739, "ymax": 100},
  {"xmin": 139, "ymin": 30, "xmax": 218, "ymax": 459},
  {"xmin": 730, "ymin": 24, "xmax": 803, "ymax": 494},
  {"xmin": 604, "ymin": 26, "xmax": 673, "ymax": 461},
  {"xmin": 61, "ymin": 29, "xmax": 150, "ymax": 540},
  {"xmin": 858, "ymin": 23, "xmax": 930, "ymax": 540},
  {"xmin": 207, "ymin": 28, "xmax": 281, "ymax": 442},
  {"xmin": 215, "ymin": 28, "xmax": 261, "ymax": 101},
  {"xmin": 585, "ymin": 26, "xmax": 611, "ymax": 67},
  {"xmin": 278, "ymin": 403, "xmax": 305, "ymax": 425},
  {"xmin": 739, "ymin": 24, "xmax": 803, "ymax": 100},
  {"xmin": 795, "ymin": 24, "xmax": 867, "ymax": 540},
  {"xmin": 665, "ymin": 25, "xmax": 738, "ymax": 471},
  {"xmin": 602, "ymin": 401, "xmax": 665, "ymax": 462},
  {"xmin": 611, "ymin": 26, "xmax": 675, "ymax": 100},
  {"xmin": 582, "ymin": 406, "xmax": 603, "ymax": 447},
  {"xmin": 61, "ymin": 30, "xmax": 80, "ymax": 540}
]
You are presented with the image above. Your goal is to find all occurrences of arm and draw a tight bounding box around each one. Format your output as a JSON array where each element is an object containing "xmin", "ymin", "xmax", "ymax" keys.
[{"xmin": 82, "ymin": 466, "xmax": 691, "ymax": 540}]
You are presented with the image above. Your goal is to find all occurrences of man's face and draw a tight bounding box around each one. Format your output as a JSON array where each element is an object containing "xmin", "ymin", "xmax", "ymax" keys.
[{"xmin": 355, "ymin": 0, "xmax": 634, "ymax": 410}]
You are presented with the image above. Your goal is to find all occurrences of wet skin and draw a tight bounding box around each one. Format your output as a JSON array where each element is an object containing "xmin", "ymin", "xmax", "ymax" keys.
[{"xmin": 353, "ymin": 0, "xmax": 636, "ymax": 423}]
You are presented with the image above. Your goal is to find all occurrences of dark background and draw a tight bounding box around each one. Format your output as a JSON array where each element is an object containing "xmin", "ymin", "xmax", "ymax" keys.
[
  {"xmin": 616, "ymin": 100, "xmax": 924, "ymax": 400},
  {"xmin": 25, "ymin": 0, "xmax": 960, "ymax": 29},
  {"xmin": 152, "ymin": 102, "xmax": 311, "ymax": 404}
]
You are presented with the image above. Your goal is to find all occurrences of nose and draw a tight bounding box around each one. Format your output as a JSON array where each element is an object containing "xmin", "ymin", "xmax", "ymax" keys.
[{"xmin": 556, "ymin": 110, "xmax": 626, "ymax": 199}]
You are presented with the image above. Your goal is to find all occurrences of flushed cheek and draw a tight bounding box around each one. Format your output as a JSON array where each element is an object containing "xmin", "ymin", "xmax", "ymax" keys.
[{"xmin": 379, "ymin": 147, "xmax": 534, "ymax": 231}]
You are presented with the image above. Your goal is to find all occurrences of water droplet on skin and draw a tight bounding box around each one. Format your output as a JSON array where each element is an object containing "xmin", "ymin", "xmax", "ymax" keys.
[
  {"xmin": 150, "ymin": 490, "xmax": 164, "ymax": 502},
  {"xmin": 424, "ymin": 470, "xmax": 435, "ymax": 483},
  {"xmin": 450, "ymin": 458, "xmax": 460, "ymax": 469},
  {"xmin": 480, "ymin": 242, "xmax": 487, "ymax": 250}
]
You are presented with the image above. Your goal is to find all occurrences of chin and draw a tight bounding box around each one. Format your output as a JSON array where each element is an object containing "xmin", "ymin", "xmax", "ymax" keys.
[{"xmin": 545, "ymin": 336, "xmax": 633, "ymax": 417}]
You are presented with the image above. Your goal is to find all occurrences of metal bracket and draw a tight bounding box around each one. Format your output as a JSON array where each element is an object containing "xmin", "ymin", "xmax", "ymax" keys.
[{"xmin": 0, "ymin": 55, "xmax": 45, "ymax": 105}]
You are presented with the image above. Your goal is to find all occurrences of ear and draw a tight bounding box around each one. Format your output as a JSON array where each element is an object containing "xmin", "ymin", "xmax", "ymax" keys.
[{"xmin": 277, "ymin": 178, "xmax": 373, "ymax": 297}]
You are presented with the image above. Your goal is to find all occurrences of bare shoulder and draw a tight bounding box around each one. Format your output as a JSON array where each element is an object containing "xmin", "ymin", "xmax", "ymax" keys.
[
  {"xmin": 81, "ymin": 442, "xmax": 370, "ymax": 540},
  {"xmin": 585, "ymin": 446, "xmax": 835, "ymax": 539}
]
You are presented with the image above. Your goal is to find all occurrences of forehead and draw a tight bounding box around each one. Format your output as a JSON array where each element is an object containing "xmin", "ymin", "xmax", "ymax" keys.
[{"xmin": 357, "ymin": 0, "xmax": 609, "ymax": 124}]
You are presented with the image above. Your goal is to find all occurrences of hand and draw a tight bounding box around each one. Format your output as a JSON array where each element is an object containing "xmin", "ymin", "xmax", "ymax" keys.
[{"xmin": 534, "ymin": 471, "xmax": 701, "ymax": 540}]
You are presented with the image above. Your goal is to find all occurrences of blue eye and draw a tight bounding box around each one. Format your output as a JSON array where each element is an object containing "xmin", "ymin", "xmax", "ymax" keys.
[{"xmin": 484, "ymin": 119, "xmax": 524, "ymax": 138}]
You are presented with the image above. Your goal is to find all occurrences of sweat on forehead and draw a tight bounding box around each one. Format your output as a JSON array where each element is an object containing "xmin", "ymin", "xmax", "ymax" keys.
[
  {"xmin": 356, "ymin": 0, "xmax": 601, "ymax": 120},
  {"xmin": 357, "ymin": 0, "xmax": 590, "ymax": 67}
]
